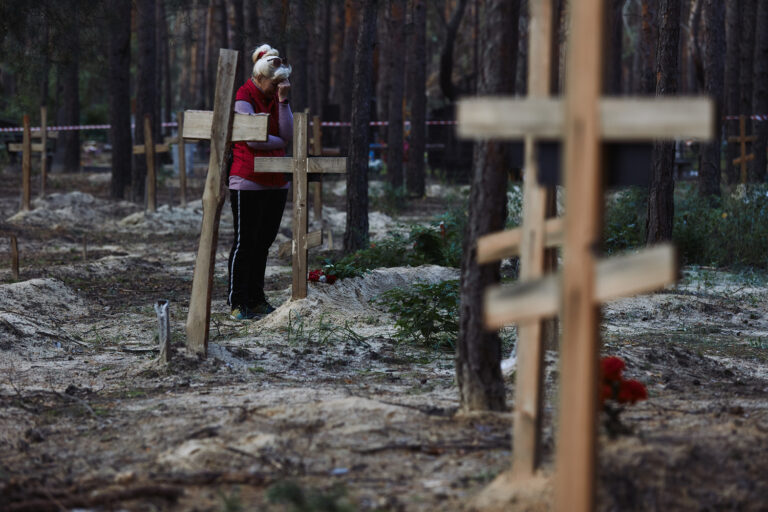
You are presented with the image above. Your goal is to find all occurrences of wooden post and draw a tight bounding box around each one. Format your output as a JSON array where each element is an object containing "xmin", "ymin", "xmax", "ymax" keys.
[
  {"xmin": 10, "ymin": 235, "xmax": 19, "ymax": 281},
  {"xmin": 728, "ymin": 114, "xmax": 756, "ymax": 183},
  {"xmin": 39, "ymin": 106, "xmax": 48, "ymax": 198},
  {"xmin": 177, "ymin": 110, "xmax": 187, "ymax": 207},
  {"xmin": 21, "ymin": 115, "xmax": 31, "ymax": 212},
  {"xmin": 555, "ymin": 0, "xmax": 604, "ymax": 509},
  {"xmin": 185, "ymin": 49, "xmax": 240, "ymax": 357},
  {"xmin": 512, "ymin": 0, "xmax": 554, "ymax": 478},
  {"xmin": 293, "ymin": 113, "xmax": 309, "ymax": 299},
  {"xmin": 312, "ymin": 115, "xmax": 323, "ymax": 220},
  {"xmin": 144, "ymin": 114, "xmax": 157, "ymax": 213}
]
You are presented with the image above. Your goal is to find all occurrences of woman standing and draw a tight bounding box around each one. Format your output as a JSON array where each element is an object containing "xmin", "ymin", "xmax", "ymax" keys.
[{"xmin": 228, "ymin": 44, "xmax": 293, "ymax": 320}]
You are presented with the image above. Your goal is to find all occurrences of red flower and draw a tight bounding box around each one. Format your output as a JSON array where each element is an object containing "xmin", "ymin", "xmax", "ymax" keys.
[
  {"xmin": 601, "ymin": 356, "xmax": 626, "ymax": 382},
  {"xmin": 308, "ymin": 269, "xmax": 322, "ymax": 282},
  {"xmin": 601, "ymin": 383, "xmax": 614, "ymax": 404},
  {"xmin": 617, "ymin": 379, "xmax": 648, "ymax": 404},
  {"xmin": 325, "ymin": 274, "xmax": 337, "ymax": 284}
]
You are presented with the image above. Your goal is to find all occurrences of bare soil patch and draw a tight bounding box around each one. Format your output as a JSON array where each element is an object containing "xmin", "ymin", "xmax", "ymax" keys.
[{"xmin": 0, "ymin": 169, "xmax": 766, "ymax": 511}]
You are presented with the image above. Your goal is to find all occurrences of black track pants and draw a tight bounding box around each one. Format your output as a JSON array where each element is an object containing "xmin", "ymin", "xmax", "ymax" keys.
[{"xmin": 227, "ymin": 188, "xmax": 288, "ymax": 309}]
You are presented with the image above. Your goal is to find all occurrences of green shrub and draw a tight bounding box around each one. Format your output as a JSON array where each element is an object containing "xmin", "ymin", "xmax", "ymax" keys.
[
  {"xmin": 375, "ymin": 280, "xmax": 460, "ymax": 351},
  {"xmin": 371, "ymin": 182, "xmax": 408, "ymax": 215},
  {"xmin": 603, "ymin": 186, "xmax": 647, "ymax": 254}
]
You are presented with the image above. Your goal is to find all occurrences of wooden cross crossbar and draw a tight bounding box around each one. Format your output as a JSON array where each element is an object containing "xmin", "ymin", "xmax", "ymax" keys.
[
  {"xmin": 132, "ymin": 114, "xmax": 168, "ymax": 213},
  {"xmin": 255, "ymin": 112, "xmax": 347, "ymax": 300},
  {"xmin": 8, "ymin": 107, "xmax": 55, "ymax": 204},
  {"xmin": 185, "ymin": 49, "xmax": 270, "ymax": 357},
  {"xmin": 728, "ymin": 114, "xmax": 756, "ymax": 183}
]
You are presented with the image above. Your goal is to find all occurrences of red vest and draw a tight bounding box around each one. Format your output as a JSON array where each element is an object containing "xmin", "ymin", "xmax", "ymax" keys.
[{"xmin": 230, "ymin": 79, "xmax": 287, "ymax": 187}]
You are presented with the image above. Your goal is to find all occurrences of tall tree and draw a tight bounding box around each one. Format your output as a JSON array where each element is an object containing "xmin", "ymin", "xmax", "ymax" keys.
[
  {"xmin": 739, "ymin": 0, "xmax": 757, "ymax": 176},
  {"xmin": 133, "ymin": 0, "xmax": 158, "ymax": 204},
  {"xmin": 439, "ymin": 0, "xmax": 469, "ymax": 102},
  {"xmin": 456, "ymin": 0, "xmax": 520, "ymax": 413},
  {"xmin": 386, "ymin": 0, "xmax": 406, "ymax": 188},
  {"xmin": 288, "ymin": 0, "xmax": 310, "ymax": 112},
  {"xmin": 52, "ymin": 0, "xmax": 81, "ymax": 173},
  {"xmin": 646, "ymin": 0, "xmax": 681, "ymax": 243},
  {"xmin": 604, "ymin": 0, "xmax": 624, "ymax": 95},
  {"xmin": 637, "ymin": 0, "xmax": 658, "ymax": 94},
  {"xmin": 724, "ymin": 0, "xmax": 741, "ymax": 184},
  {"xmin": 344, "ymin": 0, "xmax": 378, "ymax": 252},
  {"xmin": 108, "ymin": 0, "xmax": 132, "ymax": 199},
  {"xmin": 405, "ymin": 0, "xmax": 427, "ymax": 198},
  {"xmin": 750, "ymin": 0, "xmax": 768, "ymax": 182},
  {"xmin": 339, "ymin": 0, "xmax": 361, "ymax": 123},
  {"xmin": 158, "ymin": 0, "xmax": 172, "ymax": 128},
  {"xmin": 699, "ymin": 0, "xmax": 724, "ymax": 198},
  {"xmin": 231, "ymin": 0, "xmax": 248, "ymax": 84}
]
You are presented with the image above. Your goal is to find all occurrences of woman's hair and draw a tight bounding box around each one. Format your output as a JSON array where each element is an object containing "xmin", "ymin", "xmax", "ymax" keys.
[{"xmin": 251, "ymin": 44, "xmax": 292, "ymax": 82}]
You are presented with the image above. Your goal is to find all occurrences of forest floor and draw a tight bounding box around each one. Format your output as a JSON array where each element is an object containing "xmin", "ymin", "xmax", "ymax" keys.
[{"xmin": 0, "ymin": 165, "xmax": 767, "ymax": 511}]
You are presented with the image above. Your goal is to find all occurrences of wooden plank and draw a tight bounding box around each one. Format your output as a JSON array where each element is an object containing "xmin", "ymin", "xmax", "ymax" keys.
[
  {"xmin": 182, "ymin": 110, "xmax": 269, "ymax": 142},
  {"xmin": 144, "ymin": 115, "xmax": 157, "ymax": 213},
  {"xmin": 308, "ymin": 157, "xmax": 347, "ymax": 174},
  {"xmin": 21, "ymin": 115, "xmax": 31, "ymax": 212},
  {"xmin": 485, "ymin": 244, "xmax": 677, "ymax": 328},
  {"xmin": 178, "ymin": 111, "xmax": 187, "ymax": 207},
  {"xmin": 251, "ymin": 157, "xmax": 293, "ymax": 173},
  {"xmin": 556, "ymin": 1, "xmax": 604, "ymax": 508},
  {"xmin": 733, "ymin": 154, "xmax": 755, "ymax": 164},
  {"xmin": 312, "ymin": 115, "xmax": 323, "ymax": 220},
  {"xmin": 292, "ymin": 113, "xmax": 309, "ymax": 300},
  {"xmin": 31, "ymin": 130, "xmax": 58, "ymax": 138},
  {"xmin": 278, "ymin": 229, "xmax": 323, "ymax": 258},
  {"xmin": 10, "ymin": 235, "xmax": 19, "ymax": 281},
  {"xmin": 512, "ymin": 0, "xmax": 554, "ymax": 479},
  {"xmin": 39, "ymin": 106, "xmax": 47, "ymax": 198},
  {"xmin": 8, "ymin": 143, "xmax": 44, "ymax": 153},
  {"xmin": 476, "ymin": 218, "xmax": 563, "ymax": 264},
  {"xmin": 457, "ymin": 97, "xmax": 714, "ymax": 141},
  {"xmin": 186, "ymin": 49, "xmax": 240, "ymax": 357},
  {"xmin": 133, "ymin": 143, "xmax": 170, "ymax": 155}
]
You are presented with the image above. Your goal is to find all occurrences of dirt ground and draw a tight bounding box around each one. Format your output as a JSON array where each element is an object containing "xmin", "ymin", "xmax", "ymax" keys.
[{"xmin": 0, "ymin": 166, "xmax": 766, "ymax": 511}]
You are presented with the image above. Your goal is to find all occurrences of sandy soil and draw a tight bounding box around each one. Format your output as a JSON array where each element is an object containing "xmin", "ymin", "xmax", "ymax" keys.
[{"xmin": 0, "ymin": 169, "xmax": 766, "ymax": 511}]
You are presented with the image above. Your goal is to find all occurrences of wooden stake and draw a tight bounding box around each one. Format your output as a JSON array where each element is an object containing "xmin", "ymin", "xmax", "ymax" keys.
[
  {"xmin": 144, "ymin": 114, "xmax": 157, "ymax": 213},
  {"xmin": 10, "ymin": 235, "xmax": 19, "ymax": 281},
  {"xmin": 177, "ymin": 111, "xmax": 187, "ymax": 207},
  {"xmin": 40, "ymin": 106, "xmax": 47, "ymax": 198},
  {"xmin": 21, "ymin": 115, "xmax": 31, "ymax": 212},
  {"xmin": 556, "ymin": 0, "xmax": 604, "ymax": 509},
  {"xmin": 185, "ymin": 49, "xmax": 240, "ymax": 357},
  {"xmin": 293, "ymin": 113, "xmax": 309, "ymax": 300},
  {"xmin": 512, "ymin": 0, "xmax": 554, "ymax": 478},
  {"xmin": 312, "ymin": 115, "xmax": 323, "ymax": 221}
]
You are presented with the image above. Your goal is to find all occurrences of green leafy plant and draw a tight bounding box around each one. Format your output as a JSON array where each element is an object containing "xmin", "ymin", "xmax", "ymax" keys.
[
  {"xmin": 266, "ymin": 481, "xmax": 354, "ymax": 512},
  {"xmin": 375, "ymin": 280, "xmax": 460, "ymax": 351},
  {"xmin": 371, "ymin": 182, "xmax": 409, "ymax": 215}
]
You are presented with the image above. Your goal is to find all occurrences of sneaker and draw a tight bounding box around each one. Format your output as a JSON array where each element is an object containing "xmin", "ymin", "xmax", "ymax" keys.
[
  {"xmin": 248, "ymin": 300, "xmax": 276, "ymax": 316},
  {"xmin": 230, "ymin": 306, "xmax": 257, "ymax": 320}
]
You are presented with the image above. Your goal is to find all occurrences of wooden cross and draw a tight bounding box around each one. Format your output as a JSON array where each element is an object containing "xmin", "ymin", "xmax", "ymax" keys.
[
  {"xmin": 728, "ymin": 114, "xmax": 755, "ymax": 183},
  {"xmin": 133, "ymin": 114, "xmax": 171, "ymax": 213},
  {"xmin": 252, "ymin": 111, "xmax": 346, "ymax": 300},
  {"xmin": 183, "ymin": 49, "xmax": 270, "ymax": 357},
  {"xmin": 457, "ymin": 0, "xmax": 713, "ymax": 509},
  {"xmin": 8, "ymin": 108, "xmax": 58, "ymax": 209}
]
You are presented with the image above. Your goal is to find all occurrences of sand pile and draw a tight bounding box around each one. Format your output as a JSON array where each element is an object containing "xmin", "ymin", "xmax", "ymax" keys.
[
  {"xmin": 258, "ymin": 265, "xmax": 459, "ymax": 330},
  {"xmin": 6, "ymin": 192, "xmax": 138, "ymax": 231},
  {"xmin": 0, "ymin": 278, "xmax": 88, "ymax": 348}
]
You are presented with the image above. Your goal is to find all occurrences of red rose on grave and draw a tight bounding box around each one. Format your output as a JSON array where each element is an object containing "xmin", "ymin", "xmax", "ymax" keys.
[
  {"xmin": 601, "ymin": 356, "xmax": 626, "ymax": 382},
  {"xmin": 601, "ymin": 383, "xmax": 614, "ymax": 404},
  {"xmin": 308, "ymin": 269, "xmax": 322, "ymax": 282},
  {"xmin": 325, "ymin": 274, "xmax": 337, "ymax": 284},
  {"xmin": 617, "ymin": 379, "xmax": 648, "ymax": 404}
]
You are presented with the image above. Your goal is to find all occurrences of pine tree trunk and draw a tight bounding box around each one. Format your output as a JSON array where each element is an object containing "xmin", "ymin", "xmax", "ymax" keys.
[
  {"xmin": 386, "ymin": 0, "xmax": 406, "ymax": 188},
  {"xmin": 646, "ymin": 0, "xmax": 680, "ymax": 244},
  {"xmin": 604, "ymin": 0, "xmax": 623, "ymax": 94},
  {"xmin": 455, "ymin": 0, "xmax": 519, "ymax": 413},
  {"xmin": 133, "ymin": 0, "xmax": 158, "ymax": 204},
  {"xmin": 739, "ymin": 0, "xmax": 758, "ymax": 182},
  {"xmin": 439, "ymin": 0, "xmax": 469, "ymax": 102},
  {"xmin": 343, "ymin": 0, "xmax": 377, "ymax": 253},
  {"xmin": 724, "ymin": 0, "xmax": 740, "ymax": 184},
  {"xmin": 699, "ymin": 0, "xmax": 724, "ymax": 198},
  {"xmin": 108, "ymin": 0, "xmax": 132, "ymax": 199},
  {"xmin": 405, "ymin": 0, "xmax": 427, "ymax": 198},
  {"xmin": 288, "ymin": 0, "xmax": 310, "ymax": 112},
  {"xmin": 53, "ymin": 0, "xmax": 80, "ymax": 174},
  {"xmin": 751, "ymin": 0, "xmax": 768, "ymax": 183},
  {"xmin": 638, "ymin": 0, "xmax": 658, "ymax": 94},
  {"xmin": 231, "ymin": 0, "xmax": 247, "ymax": 84}
]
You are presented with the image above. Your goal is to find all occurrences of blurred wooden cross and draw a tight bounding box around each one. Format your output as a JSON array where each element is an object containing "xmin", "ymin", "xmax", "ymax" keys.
[
  {"xmin": 132, "ymin": 114, "xmax": 171, "ymax": 213},
  {"xmin": 8, "ymin": 108, "xmax": 58, "ymax": 208},
  {"xmin": 728, "ymin": 114, "xmax": 755, "ymax": 183},
  {"xmin": 457, "ymin": 0, "xmax": 714, "ymax": 509}
]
